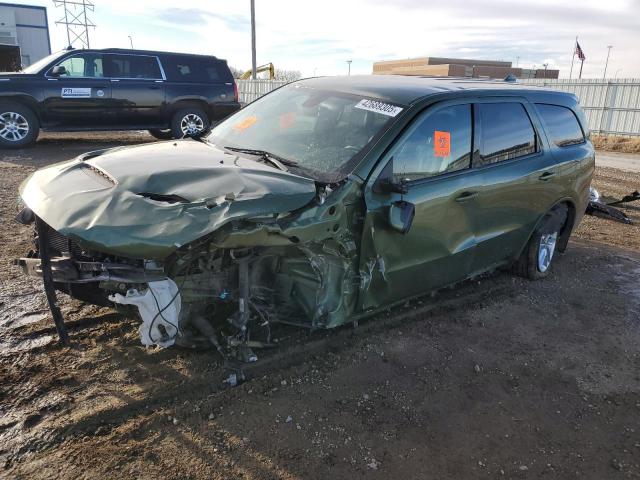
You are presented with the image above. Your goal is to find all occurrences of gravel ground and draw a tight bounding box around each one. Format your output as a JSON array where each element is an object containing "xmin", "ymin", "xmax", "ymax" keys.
[{"xmin": 1, "ymin": 133, "xmax": 639, "ymax": 480}]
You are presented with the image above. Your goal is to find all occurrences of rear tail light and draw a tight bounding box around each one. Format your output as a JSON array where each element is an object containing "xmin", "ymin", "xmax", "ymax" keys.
[{"xmin": 233, "ymin": 81, "xmax": 239, "ymax": 102}]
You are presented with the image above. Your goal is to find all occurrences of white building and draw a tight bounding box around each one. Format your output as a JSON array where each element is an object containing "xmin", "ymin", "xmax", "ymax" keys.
[{"xmin": 0, "ymin": 2, "xmax": 51, "ymax": 68}]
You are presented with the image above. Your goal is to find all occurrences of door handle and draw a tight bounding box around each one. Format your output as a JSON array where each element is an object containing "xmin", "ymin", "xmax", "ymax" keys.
[
  {"xmin": 148, "ymin": 86, "xmax": 160, "ymax": 90},
  {"xmin": 538, "ymin": 171, "xmax": 556, "ymax": 181},
  {"xmin": 454, "ymin": 191, "xmax": 478, "ymax": 202}
]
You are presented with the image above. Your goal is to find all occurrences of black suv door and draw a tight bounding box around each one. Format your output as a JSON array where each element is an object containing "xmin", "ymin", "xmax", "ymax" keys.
[
  {"xmin": 41, "ymin": 52, "xmax": 113, "ymax": 128},
  {"xmin": 103, "ymin": 53, "xmax": 166, "ymax": 127}
]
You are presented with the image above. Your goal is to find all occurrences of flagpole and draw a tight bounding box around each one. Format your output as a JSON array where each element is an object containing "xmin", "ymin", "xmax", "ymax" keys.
[
  {"xmin": 569, "ymin": 36, "xmax": 577, "ymax": 79},
  {"xmin": 579, "ymin": 58, "xmax": 584, "ymax": 79}
]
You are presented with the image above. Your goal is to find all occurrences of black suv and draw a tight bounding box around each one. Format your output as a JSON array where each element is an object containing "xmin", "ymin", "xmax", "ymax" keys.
[{"xmin": 0, "ymin": 48, "xmax": 241, "ymax": 147}]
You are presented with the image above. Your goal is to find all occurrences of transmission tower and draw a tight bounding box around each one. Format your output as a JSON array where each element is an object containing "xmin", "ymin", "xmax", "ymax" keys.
[{"xmin": 54, "ymin": 0, "xmax": 96, "ymax": 49}]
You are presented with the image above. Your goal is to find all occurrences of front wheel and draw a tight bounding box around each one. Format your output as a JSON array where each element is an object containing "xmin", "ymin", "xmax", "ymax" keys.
[
  {"xmin": 148, "ymin": 128, "xmax": 174, "ymax": 140},
  {"xmin": 513, "ymin": 204, "xmax": 568, "ymax": 280},
  {"xmin": 170, "ymin": 108, "xmax": 209, "ymax": 139},
  {"xmin": 0, "ymin": 102, "xmax": 39, "ymax": 148}
]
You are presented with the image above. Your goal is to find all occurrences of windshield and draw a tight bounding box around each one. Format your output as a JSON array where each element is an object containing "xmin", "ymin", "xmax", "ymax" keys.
[
  {"xmin": 22, "ymin": 51, "xmax": 67, "ymax": 74},
  {"xmin": 207, "ymin": 84, "xmax": 402, "ymax": 182}
]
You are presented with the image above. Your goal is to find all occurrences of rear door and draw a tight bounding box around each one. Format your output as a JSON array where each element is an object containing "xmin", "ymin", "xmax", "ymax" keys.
[
  {"xmin": 470, "ymin": 99, "xmax": 556, "ymax": 273},
  {"xmin": 41, "ymin": 52, "xmax": 113, "ymax": 127},
  {"xmin": 360, "ymin": 101, "xmax": 481, "ymax": 310},
  {"xmin": 103, "ymin": 53, "xmax": 166, "ymax": 127},
  {"xmin": 534, "ymin": 103, "xmax": 592, "ymax": 193}
]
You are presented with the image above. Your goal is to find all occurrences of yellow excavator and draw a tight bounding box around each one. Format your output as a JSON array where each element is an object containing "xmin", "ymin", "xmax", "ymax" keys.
[{"xmin": 240, "ymin": 63, "xmax": 275, "ymax": 80}]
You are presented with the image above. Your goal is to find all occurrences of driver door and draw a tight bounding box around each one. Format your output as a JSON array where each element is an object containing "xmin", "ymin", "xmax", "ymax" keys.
[
  {"xmin": 359, "ymin": 102, "xmax": 481, "ymax": 310},
  {"xmin": 41, "ymin": 52, "xmax": 113, "ymax": 128}
]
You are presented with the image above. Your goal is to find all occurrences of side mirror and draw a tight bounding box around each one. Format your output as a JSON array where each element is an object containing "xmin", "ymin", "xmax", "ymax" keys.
[
  {"xmin": 388, "ymin": 200, "xmax": 415, "ymax": 234},
  {"xmin": 50, "ymin": 65, "xmax": 67, "ymax": 77},
  {"xmin": 373, "ymin": 157, "xmax": 409, "ymax": 195}
]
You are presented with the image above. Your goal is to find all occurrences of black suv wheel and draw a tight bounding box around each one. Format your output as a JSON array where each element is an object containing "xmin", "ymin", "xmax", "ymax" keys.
[
  {"xmin": 170, "ymin": 107, "xmax": 209, "ymax": 139},
  {"xmin": 148, "ymin": 129, "xmax": 174, "ymax": 140},
  {"xmin": 0, "ymin": 102, "xmax": 39, "ymax": 148}
]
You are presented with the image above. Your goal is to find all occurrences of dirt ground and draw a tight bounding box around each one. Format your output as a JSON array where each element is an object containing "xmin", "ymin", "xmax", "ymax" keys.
[{"xmin": 1, "ymin": 133, "xmax": 640, "ymax": 480}]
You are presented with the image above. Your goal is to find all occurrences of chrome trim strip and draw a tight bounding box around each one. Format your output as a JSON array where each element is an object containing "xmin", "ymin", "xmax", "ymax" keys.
[
  {"xmin": 45, "ymin": 52, "xmax": 165, "ymax": 81},
  {"xmin": 155, "ymin": 56, "xmax": 167, "ymax": 81}
]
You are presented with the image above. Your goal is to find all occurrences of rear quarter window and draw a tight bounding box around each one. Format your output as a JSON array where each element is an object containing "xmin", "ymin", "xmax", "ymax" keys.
[
  {"xmin": 476, "ymin": 103, "xmax": 537, "ymax": 167},
  {"xmin": 162, "ymin": 55, "xmax": 231, "ymax": 83},
  {"xmin": 536, "ymin": 104, "xmax": 585, "ymax": 147}
]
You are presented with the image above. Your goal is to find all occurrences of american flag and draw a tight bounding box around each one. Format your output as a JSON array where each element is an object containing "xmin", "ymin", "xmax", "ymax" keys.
[{"xmin": 575, "ymin": 41, "xmax": 586, "ymax": 61}]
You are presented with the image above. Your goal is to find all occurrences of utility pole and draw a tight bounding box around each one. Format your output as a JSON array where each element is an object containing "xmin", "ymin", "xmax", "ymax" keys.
[
  {"xmin": 603, "ymin": 45, "xmax": 613, "ymax": 79},
  {"xmin": 346, "ymin": 60, "xmax": 352, "ymax": 76},
  {"xmin": 543, "ymin": 63, "xmax": 548, "ymax": 79},
  {"xmin": 515, "ymin": 56, "xmax": 520, "ymax": 67},
  {"xmin": 54, "ymin": 0, "xmax": 95, "ymax": 49},
  {"xmin": 250, "ymin": 0, "xmax": 257, "ymax": 79},
  {"xmin": 128, "ymin": 35, "xmax": 133, "ymax": 49}
]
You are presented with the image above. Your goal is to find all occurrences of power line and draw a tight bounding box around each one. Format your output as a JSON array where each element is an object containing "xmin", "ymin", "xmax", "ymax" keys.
[{"xmin": 54, "ymin": 0, "xmax": 96, "ymax": 49}]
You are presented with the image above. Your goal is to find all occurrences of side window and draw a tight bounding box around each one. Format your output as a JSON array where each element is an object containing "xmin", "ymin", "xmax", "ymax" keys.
[
  {"xmin": 104, "ymin": 55, "xmax": 162, "ymax": 79},
  {"xmin": 477, "ymin": 103, "xmax": 537, "ymax": 166},
  {"xmin": 393, "ymin": 104, "xmax": 472, "ymax": 182},
  {"xmin": 162, "ymin": 55, "xmax": 229, "ymax": 83},
  {"xmin": 56, "ymin": 54, "xmax": 104, "ymax": 77},
  {"xmin": 536, "ymin": 104, "xmax": 585, "ymax": 147}
]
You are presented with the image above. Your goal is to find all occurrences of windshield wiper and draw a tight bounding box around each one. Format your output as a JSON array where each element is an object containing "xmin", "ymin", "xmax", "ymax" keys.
[{"xmin": 223, "ymin": 146, "xmax": 298, "ymax": 172}]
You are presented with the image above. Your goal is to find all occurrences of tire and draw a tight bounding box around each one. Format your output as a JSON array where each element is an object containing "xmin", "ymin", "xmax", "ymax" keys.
[
  {"xmin": 170, "ymin": 107, "xmax": 209, "ymax": 139},
  {"xmin": 148, "ymin": 128, "xmax": 174, "ymax": 140},
  {"xmin": 0, "ymin": 102, "xmax": 39, "ymax": 148},
  {"xmin": 513, "ymin": 203, "xmax": 568, "ymax": 280}
]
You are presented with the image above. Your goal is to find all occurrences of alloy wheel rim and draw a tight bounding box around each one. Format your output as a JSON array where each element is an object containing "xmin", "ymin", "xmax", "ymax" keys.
[
  {"xmin": 180, "ymin": 114, "xmax": 204, "ymax": 136},
  {"xmin": 537, "ymin": 232, "xmax": 558, "ymax": 273},
  {"xmin": 0, "ymin": 111, "xmax": 29, "ymax": 142}
]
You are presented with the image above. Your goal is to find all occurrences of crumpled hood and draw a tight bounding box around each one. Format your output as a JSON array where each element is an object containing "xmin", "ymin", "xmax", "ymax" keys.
[{"xmin": 20, "ymin": 140, "xmax": 317, "ymax": 259}]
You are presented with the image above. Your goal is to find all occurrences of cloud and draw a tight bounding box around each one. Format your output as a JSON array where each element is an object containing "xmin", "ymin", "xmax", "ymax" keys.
[{"xmin": 34, "ymin": 0, "xmax": 640, "ymax": 78}]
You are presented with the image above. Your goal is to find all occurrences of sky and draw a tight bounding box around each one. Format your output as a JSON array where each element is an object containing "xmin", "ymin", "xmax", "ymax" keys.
[{"xmin": 22, "ymin": 0, "xmax": 640, "ymax": 78}]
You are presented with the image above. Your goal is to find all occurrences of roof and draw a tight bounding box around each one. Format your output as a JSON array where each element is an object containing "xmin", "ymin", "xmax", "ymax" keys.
[
  {"xmin": 60, "ymin": 47, "xmax": 220, "ymax": 60},
  {"xmin": 297, "ymin": 75, "xmax": 575, "ymax": 106}
]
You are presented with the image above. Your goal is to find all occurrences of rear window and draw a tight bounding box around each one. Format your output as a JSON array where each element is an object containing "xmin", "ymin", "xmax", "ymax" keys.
[
  {"xmin": 162, "ymin": 55, "xmax": 231, "ymax": 83},
  {"xmin": 477, "ymin": 103, "xmax": 537, "ymax": 166},
  {"xmin": 104, "ymin": 54, "xmax": 162, "ymax": 79},
  {"xmin": 536, "ymin": 104, "xmax": 585, "ymax": 147}
]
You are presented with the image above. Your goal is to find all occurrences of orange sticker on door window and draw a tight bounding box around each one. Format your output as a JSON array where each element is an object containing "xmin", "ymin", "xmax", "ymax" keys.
[
  {"xmin": 233, "ymin": 115, "xmax": 258, "ymax": 131},
  {"xmin": 434, "ymin": 131, "xmax": 451, "ymax": 157}
]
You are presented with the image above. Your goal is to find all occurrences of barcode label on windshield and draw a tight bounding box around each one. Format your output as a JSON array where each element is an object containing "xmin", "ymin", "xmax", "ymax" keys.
[{"xmin": 354, "ymin": 99, "xmax": 403, "ymax": 117}]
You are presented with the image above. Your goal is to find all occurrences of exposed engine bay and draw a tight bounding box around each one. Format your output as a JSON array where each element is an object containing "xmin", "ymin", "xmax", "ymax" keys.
[{"xmin": 15, "ymin": 180, "xmax": 365, "ymax": 372}]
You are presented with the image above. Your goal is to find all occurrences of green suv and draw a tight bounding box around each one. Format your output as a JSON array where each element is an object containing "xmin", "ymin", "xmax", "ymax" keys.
[{"xmin": 15, "ymin": 75, "xmax": 594, "ymax": 354}]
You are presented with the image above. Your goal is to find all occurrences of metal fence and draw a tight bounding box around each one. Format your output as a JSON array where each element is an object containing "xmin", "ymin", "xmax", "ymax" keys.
[
  {"xmin": 237, "ymin": 78, "xmax": 640, "ymax": 137},
  {"xmin": 237, "ymin": 79, "xmax": 288, "ymax": 105},
  {"xmin": 519, "ymin": 78, "xmax": 640, "ymax": 136}
]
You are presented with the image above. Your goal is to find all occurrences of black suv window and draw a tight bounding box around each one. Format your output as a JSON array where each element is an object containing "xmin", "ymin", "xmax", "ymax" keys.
[
  {"xmin": 477, "ymin": 103, "xmax": 537, "ymax": 166},
  {"xmin": 393, "ymin": 104, "xmax": 472, "ymax": 182},
  {"xmin": 536, "ymin": 104, "xmax": 585, "ymax": 147},
  {"xmin": 103, "ymin": 54, "xmax": 162, "ymax": 79},
  {"xmin": 55, "ymin": 53, "xmax": 104, "ymax": 77},
  {"xmin": 162, "ymin": 55, "xmax": 230, "ymax": 83}
]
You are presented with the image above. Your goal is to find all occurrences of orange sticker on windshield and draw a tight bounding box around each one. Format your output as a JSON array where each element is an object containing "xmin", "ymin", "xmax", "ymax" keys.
[
  {"xmin": 279, "ymin": 112, "xmax": 296, "ymax": 130},
  {"xmin": 233, "ymin": 115, "xmax": 257, "ymax": 131},
  {"xmin": 434, "ymin": 131, "xmax": 451, "ymax": 157}
]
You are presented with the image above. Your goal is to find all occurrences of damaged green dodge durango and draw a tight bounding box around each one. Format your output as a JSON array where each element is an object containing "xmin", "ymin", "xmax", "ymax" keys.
[{"xmin": 14, "ymin": 76, "xmax": 594, "ymax": 360}]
